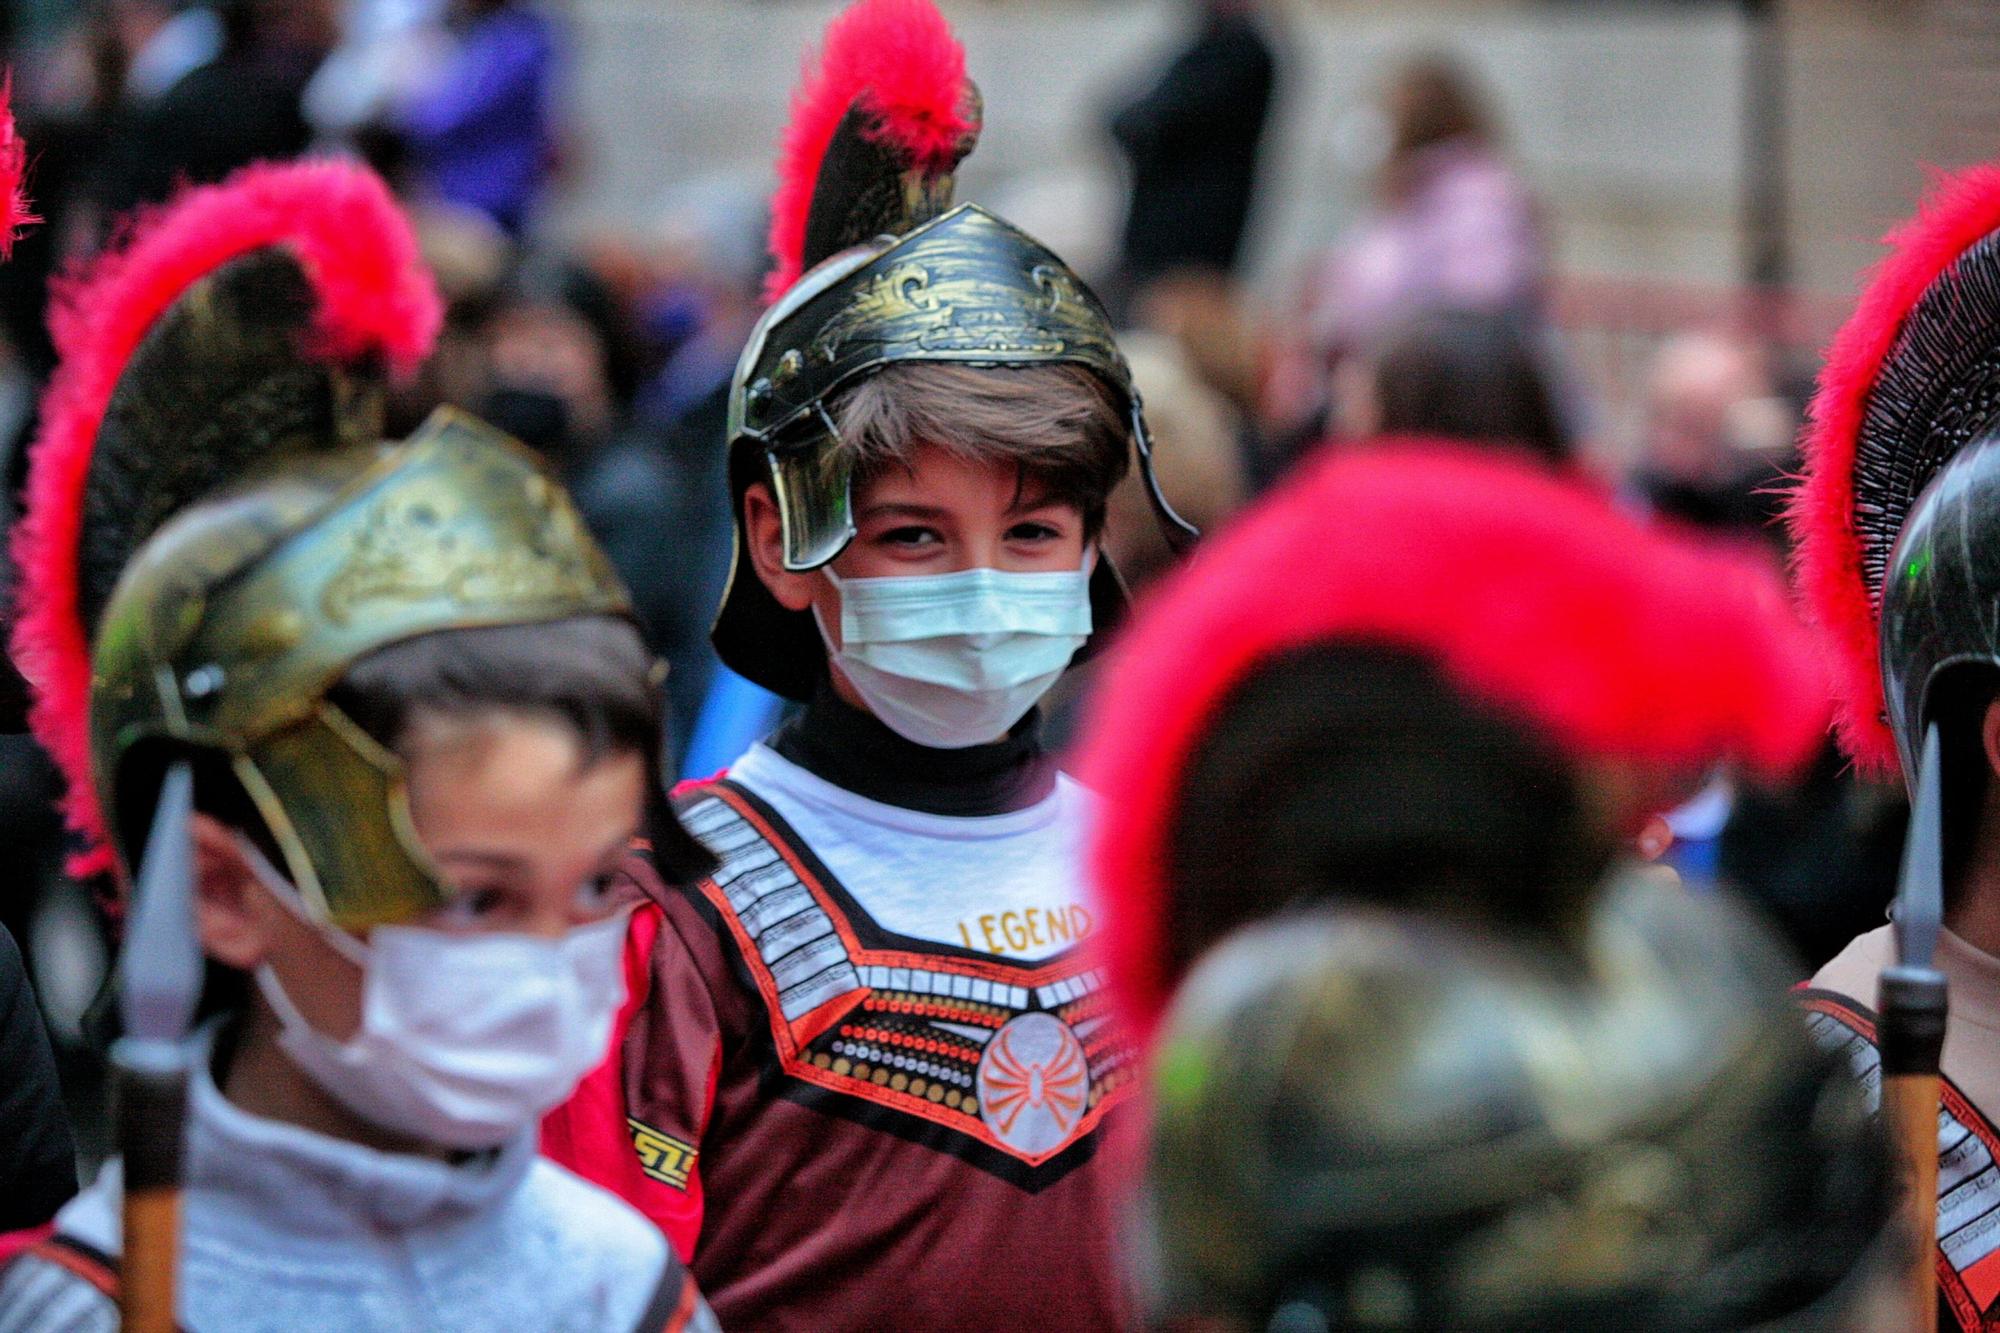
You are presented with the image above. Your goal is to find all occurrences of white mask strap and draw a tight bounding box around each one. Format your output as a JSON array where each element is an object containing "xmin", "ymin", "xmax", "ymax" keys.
[{"xmin": 234, "ymin": 836, "xmax": 370, "ymax": 968}]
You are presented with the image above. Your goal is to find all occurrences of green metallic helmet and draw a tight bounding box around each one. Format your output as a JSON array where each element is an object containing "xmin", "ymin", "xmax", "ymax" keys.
[
  {"xmin": 89, "ymin": 411, "xmax": 632, "ymax": 930},
  {"xmin": 712, "ymin": 0, "xmax": 1195, "ymax": 701},
  {"xmin": 1141, "ymin": 873, "xmax": 1895, "ymax": 1331},
  {"xmin": 11, "ymin": 161, "xmax": 649, "ymax": 930}
]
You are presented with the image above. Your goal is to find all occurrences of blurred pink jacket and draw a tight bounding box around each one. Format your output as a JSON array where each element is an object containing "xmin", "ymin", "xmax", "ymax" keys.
[{"xmin": 1311, "ymin": 136, "xmax": 1547, "ymax": 355}]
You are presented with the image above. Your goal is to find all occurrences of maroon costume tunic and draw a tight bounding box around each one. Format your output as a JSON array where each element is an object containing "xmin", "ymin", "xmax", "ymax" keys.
[{"xmin": 544, "ymin": 741, "xmax": 1138, "ymax": 1331}]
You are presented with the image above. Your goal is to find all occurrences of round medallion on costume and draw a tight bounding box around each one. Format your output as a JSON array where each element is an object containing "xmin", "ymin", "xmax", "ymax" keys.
[{"xmin": 976, "ymin": 1012, "xmax": 1089, "ymax": 1155}]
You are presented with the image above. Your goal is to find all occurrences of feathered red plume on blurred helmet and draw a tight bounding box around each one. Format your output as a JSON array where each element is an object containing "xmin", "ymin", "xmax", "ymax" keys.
[
  {"xmin": 1083, "ymin": 442, "xmax": 1831, "ymax": 1036},
  {"xmin": 764, "ymin": 0, "xmax": 976, "ymax": 300},
  {"xmin": 0, "ymin": 76, "xmax": 38, "ymax": 258},
  {"xmin": 10, "ymin": 159, "xmax": 441, "ymax": 874},
  {"xmin": 1790, "ymin": 165, "xmax": 2000, "ymax": 774}
]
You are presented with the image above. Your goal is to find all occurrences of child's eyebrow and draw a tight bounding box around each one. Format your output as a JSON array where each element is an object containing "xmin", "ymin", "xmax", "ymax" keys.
[
  {"xmin": 1006, "ymin": 491, "xmax": 1070, "ymax": 515},
  {"xmin": 435, "ymin": 849, "xmax": 529, "ymax": 875},
  {"xmin": 857, "ymin": 501, "xmax": 951, "ymax": 522},
  {"xmin": 594, "ymin": 828, "xmax": 640, "ymax": 865}
]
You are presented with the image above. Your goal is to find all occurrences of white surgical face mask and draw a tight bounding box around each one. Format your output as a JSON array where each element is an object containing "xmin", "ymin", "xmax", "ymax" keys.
[
  {"xmin": 814, "ymin": 552, "xmax": 1094, "ymax": 749},
  {"xmin": 243, "ymin": 845, "xmax": 628, "ymax": 1150}
]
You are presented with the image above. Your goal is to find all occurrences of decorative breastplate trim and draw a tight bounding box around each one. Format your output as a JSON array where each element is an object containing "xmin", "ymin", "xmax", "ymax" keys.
[
  {"xmin": 1804, "ymin": 989, "xmax": 2000, "ymax": 1329},
  {"xmin": 681, "ymin": 783, "xmax": 1133, "ymax": 1181}
]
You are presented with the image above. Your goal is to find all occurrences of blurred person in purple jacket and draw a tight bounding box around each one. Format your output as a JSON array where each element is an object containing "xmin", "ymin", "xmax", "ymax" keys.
[
  {"xmin": 396, "ymin": 0, "xmax": 561, "ymax": 235},
  {"xmin": 1316, "ymin": 56, "xmax": 1545, "ymax": 351},
  {"xmin": 1266, "ymin": 56, "xmax": 1547, "ymax": 453}
]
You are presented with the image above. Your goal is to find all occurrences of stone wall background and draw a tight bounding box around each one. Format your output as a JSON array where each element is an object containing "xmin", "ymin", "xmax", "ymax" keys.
[{"xmin": 550, "ymin": 0, "xmax": 1940, "ymax": 303}]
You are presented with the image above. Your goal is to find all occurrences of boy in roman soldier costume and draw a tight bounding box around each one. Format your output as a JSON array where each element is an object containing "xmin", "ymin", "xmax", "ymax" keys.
[
  {"xmin": 0, "ymin": 161, "xmax": 717, "ymax": 1331},
  {"xmin": 1792, "ymin": 163, "xmax": 2000, "ymax": 1332},
  {"xmin": 541, "ymin": 0, "xmax": 1193, "ymax": 1325},
  {"xmin": 1079, "ymin": 443, "xmax": 1896, "ymax": 1328}
]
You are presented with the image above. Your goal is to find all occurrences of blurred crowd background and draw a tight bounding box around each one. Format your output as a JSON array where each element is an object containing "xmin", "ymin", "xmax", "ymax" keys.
[{"xmin": 0, "ymin": 0, "xmax": 1976, "ymax": 1157}]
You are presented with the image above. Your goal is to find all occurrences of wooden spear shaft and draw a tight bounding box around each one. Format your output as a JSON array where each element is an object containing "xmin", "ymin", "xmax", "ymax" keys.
[
  {"xmin": 1882, "ymin": 725, "xmax": 1948, "ymax": 1333},
  {"xmin": 1880, "ymin": 964, "xmax": 1947, "ymax": 1333},
  {"xmin": 116, "ymin": 1040, "xmax": 191, "ymax": 1333}
]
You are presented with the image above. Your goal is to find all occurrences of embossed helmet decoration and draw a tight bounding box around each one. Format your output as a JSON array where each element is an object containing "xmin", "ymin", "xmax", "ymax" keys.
[
  {"xmin": 1143, "ymin": 887, "xmax": 1892, "ymax": 1330},
  {"xmin": 715, "ymin": 0, "xmax": 1195, "ymax": 700},
  {"xmin": 10, "ymin": 161, "xmax": 640, "ymax": 928}
]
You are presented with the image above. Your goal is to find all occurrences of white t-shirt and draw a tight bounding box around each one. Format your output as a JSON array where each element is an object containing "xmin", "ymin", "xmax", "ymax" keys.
[{"xmin": 726, "ymin": 743, "xmax": 1096, "ymax": 964}]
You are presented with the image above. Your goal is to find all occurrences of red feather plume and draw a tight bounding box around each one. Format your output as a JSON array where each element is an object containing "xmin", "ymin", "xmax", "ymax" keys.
[
  {"xmin": 764, "ymin": 0, "xmax": 972, "ymax": 300},
  {"xmin": 10, "ymin": 158, "xmax": 442, "ymax": 875},
  {"xmin": 1082, "ymin": 442, "xmax": 1832, "ymax": 1037},
  {"xmin": 0, "ymin": 76, "xmax": 37, "ymax": 259},
  {"xmin": 1789, "ymin": 165, "xmax": 2000, "ymax": 775}
]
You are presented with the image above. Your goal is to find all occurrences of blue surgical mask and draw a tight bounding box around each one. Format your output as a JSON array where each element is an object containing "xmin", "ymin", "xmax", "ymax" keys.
[{"xmin": 813, "ymin": 554, "xmax": 1094, "ymax": 748}]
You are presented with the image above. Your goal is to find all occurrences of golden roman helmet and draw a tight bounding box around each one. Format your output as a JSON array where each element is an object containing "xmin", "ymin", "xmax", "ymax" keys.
[
  {"xmin": 11, "ymin": 162, "xmax": 637, "ymax": 930},
  {"xmin": 1144, "ymin": 876, "xmax": 1895, "ymax": 1330},
  {"xmin": 713, "ymin": 0, "xmax": 1195, "ymax": 701}
]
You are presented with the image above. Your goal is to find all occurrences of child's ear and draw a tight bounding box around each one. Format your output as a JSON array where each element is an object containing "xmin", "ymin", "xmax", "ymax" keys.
[
  {"xmin": 190, "ymin": 814, "xmax": 276, "ymax": 971},
  {"xmin": 742, "ymin": 481, "xmax": 824, "ymax": 613}
]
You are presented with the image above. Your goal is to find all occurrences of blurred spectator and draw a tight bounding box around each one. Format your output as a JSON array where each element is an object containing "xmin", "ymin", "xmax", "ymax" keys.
[
  {"xmin": 0, "ymin": 922, "xmax": 75, "ymax": 1231},
  {"xmin": 1269, "ymin": 55, "xmax": 1547, "ymax": 453},
  {"xmin": 1105, "ymin": 0, "xmax": 1277, "ymax": 296},
  {"xmin": 303, "ymin": 0, "xmax": 447, "ymax": 147},
  {"xmin": 1324, "ymin": 56, "xmax": 1546, "ymax": 347},
  {"xmin": 1128, "ymin": 271, "xmax": 1266, "ymax": 426},
  {"xmin": 1628, "ymin": 330, "xmax": 1795, "ymax": 547},
  {"xmin": 91, "ymin": 0, "xmax": 321, "ymax": 224},
  {"xmin": 1104, "ymin": 331, "xmax": 1249, "ymax": 595},
  {"xmin": 1337, "ymin": 305, "xmax": 1573, "ymax": 466},
  {"xmin": 480, "ymin": 260, "xmax": 622, "ymax": 452},
  {"xmin": 397, "ymin": 200, "xmax": 512, "ymax": 419},
  {"xmin": 629, "ymin": 180, "xmax": 771, "ymax": 752},
  {"xmin": 1615, "ymin": 332, "xmax": 1898, "ymax": 970},
  {"xmin": 1048, "ymin": 331, "xmax": 1250, "ymax": 750},
  {"xmin": 475, "ymin": 257, "xmax": 717, "ymax": 763},
  {"xmin": 634, "ymin": 179, "xmax": 766, "ymax": 440},
  {"xmin": 1719, "ymin": 744, "xmax": 1905, "ymax": 972},
  {"xmin": 393, "ymin": 0, "xmax": 562, "ymax": 236}
]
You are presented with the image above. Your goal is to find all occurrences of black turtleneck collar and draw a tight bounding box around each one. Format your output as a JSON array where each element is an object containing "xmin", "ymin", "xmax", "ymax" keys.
[{"xmin": 769, "ymin": 683, "xmax": 1056, "ymax": 817}]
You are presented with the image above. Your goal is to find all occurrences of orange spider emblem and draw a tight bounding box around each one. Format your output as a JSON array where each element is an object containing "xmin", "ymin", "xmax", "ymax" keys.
[{"xmin": 977, "ymin": 1012, "xmax": 1091, "ymax": 1155}]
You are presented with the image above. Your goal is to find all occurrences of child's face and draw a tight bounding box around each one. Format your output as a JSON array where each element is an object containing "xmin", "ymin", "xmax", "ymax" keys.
[
  {"xmin": 834, "ymin": 443, "xmax": 1088, "ymax": 580},
  {"xmin": 747, "ymin": 441, "xmax": 1091, "ymax": 642},
  {"xmin": 196, "ymin": 713, "xmax": 646, "ymax": 1043}
]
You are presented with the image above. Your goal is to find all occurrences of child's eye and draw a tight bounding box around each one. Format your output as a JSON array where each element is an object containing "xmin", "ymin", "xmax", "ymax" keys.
[
  {"xmin": 438, "ymin": 885, "xmax": 509, "ymax": 925},
  {"xmin": 574, "ymin": 872, "xmax": 620, "ymax": 910},
  {"xmin": 878, "ymin": 525, "xmax": 941, "ymax": 548},
  {"xmin": 1007, "ymin": 521, "xmax": 1061, "ymax": 543}
]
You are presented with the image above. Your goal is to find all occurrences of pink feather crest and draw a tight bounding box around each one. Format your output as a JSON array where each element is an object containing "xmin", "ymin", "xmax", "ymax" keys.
[
  {"xmin": 11, "ymin": 158, "xmax": 443, "ymax": 875},
  {"xmin": 763, "ymin": 0, "xmax": 973, "ymax": 300},
  {"xmin": 1789, "ymin": 163, "xmax": 2000, "ymax": 776},
  {"xmin": 1082, "ymin": 441, "xmax": 1832, "ymax": 1037},
  {"xmin": 0, "ymin": 75, "xmax": 38, "ymax": 259}
]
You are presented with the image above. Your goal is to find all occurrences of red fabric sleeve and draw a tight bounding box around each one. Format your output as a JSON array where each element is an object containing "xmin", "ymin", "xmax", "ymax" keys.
[
  {"xmin": 542, "ymin": 855, "xmax": 729, "ymax": 1263},
  {"xmin": 0, "ymin": 1223, "xmax": 53, "ymax": 1268}
]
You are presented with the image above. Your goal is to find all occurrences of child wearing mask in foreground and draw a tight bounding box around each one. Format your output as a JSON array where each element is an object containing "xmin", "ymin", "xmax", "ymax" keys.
[{"xmin": 0, "ymin": 161, "xmax": 716, "ymax": 1333}]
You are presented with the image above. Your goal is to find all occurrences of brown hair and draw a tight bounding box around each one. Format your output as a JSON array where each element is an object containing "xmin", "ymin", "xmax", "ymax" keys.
[
  {"xmin": 1370, "ymin": 307, "xmax": 1571, "ymax": 465},
  {"xmin": 1382, "ymin": 55, "xmax": 1495, "ymax": 203},
  {"xmin": 831, "ymin": 362, "xmax": 1132, "ymax": 531},
  {"xmin": 134, "ymin": 617, "xmax": 717, "ymax": 904}
]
